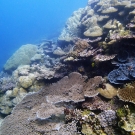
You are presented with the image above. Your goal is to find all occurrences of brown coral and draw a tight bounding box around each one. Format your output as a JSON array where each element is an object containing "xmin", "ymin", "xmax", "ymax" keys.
[
  {"xmin": 46, "ymin": 72, "xmax": 87, "ymax": 104},
  {"xmin": 117, "ymin": 84, "xmax": 135, "ymax": 104},
  {"xmin": 81, "ymin": 96, "xmax": 111, "ymax": 111},
  {"xmin": 83, "ymin": 76, "xmax": 104, "ymax": 98},
  {"xmin": 70, "ymin": 38, "xmax": 91, "ymax": 57}
]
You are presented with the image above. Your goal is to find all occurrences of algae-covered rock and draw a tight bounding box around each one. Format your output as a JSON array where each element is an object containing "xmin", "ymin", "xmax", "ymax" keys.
[
  {"xmin": 117, "ymin": 105, "xmax": 135, "ymax": 132},
  {"xmin": 4, "ymin": 44, "xmax": 37, "ymax": 72},
  {"xmin": 12, "ymin": 88, "xmax": 27, "ymax": 105}
]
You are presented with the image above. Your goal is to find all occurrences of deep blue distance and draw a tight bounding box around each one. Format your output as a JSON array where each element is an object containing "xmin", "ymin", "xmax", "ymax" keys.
[{"xmin": 0, "ymin": 0, "xmax": 87, "ymax": 71}]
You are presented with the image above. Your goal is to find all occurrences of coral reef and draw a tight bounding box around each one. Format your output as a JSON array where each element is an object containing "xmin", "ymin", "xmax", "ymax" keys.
[
  {"xmin": 0, "ymin": 72, "xmax": 86, "ymax": 135},
  {"xmin": 2, "ymin": 0, "xmax": 135, "ymax": 134}
]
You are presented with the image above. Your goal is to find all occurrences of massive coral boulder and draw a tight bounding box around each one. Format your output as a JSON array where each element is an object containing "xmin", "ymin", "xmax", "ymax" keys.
[{"xmin": 4, "ymin": 44, "xmax": 37, "ymax": 72}]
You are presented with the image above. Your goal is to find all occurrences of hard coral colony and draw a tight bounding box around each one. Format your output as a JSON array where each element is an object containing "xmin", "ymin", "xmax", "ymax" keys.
[{"xmin": 1, "ymin": 0, "xmax": 135, "ymax": 135}]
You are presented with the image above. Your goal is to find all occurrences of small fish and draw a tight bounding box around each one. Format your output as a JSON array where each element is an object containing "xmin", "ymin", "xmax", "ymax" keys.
[{"xmin": 91, "ymin": 62, "xmax": 95, "ymax": 68}]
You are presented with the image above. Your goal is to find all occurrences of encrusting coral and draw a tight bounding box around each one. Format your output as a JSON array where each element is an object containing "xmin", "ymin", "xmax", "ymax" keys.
[{"xmin": 117, "ymin": 83, "xmax": 135, "ymax": 104}]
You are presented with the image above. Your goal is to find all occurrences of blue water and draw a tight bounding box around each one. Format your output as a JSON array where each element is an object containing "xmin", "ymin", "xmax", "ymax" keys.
[{"xmin": 0, "ymin": 0, "xmax": 87, "ymax": 71}]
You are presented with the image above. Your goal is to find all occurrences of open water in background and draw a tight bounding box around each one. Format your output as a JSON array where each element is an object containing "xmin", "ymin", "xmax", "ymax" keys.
[{"xmin": 0, "ymin": 0, "xmax": 87, "ymax": 71}]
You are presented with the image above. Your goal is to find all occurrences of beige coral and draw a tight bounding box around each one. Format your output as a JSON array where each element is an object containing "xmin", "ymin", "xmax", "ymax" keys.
[
  {"xmin": 18, "ymin": 76, "xmax": 33, "ymax": 89},
  {"xmin": 84, "ymin": 76, "xmax": 104, "ymax": 98},
  {"xmin": 97, "ymin": 83, "xmax": 117, "ymax": 99},
  {"xmin": 84, "ymin": 26, "xmax": 103, "ymax": 37},
  {"xmin": 101, "ymin": 7, "xmax": 118, "ymax": 14}
]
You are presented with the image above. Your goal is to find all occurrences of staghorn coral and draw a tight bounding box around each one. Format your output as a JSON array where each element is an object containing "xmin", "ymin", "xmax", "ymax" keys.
[{"xmin": 64, "ymin": 107, "xmax": 119, "ymax": 135}]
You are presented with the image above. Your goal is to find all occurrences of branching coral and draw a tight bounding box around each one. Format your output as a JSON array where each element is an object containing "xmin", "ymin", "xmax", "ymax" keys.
[
  {"xmin": 117, "ymin": 105, "xmax": 135, "ymax": 133},
  {"xmin": 0, "ymin": 75, "xmax": 16, "ymax": 93}
]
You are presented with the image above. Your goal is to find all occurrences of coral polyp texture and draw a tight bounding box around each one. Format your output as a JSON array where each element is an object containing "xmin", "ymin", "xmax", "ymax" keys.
[
  {"xmin": 117, "ymin": 83, "xmax": 135, "ymax": 104},
  {"xmin": 2, "ymin": 0, "xmax": 135, "ymax": 134}
]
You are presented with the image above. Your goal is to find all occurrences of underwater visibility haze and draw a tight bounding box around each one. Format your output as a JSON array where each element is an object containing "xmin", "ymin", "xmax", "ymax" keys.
[
  {"xmin": 1, "ymin": 0, "xmax": 135, "ymax": 135},
  {"xmin": 0, "ymin": 0, "xmax": 87, "ymax": 70}
]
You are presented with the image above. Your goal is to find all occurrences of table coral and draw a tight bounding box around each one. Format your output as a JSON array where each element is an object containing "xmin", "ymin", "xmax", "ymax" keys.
[{"xmin": 84, "ymin": 76, "xmax": 104, "ymax": 98}]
